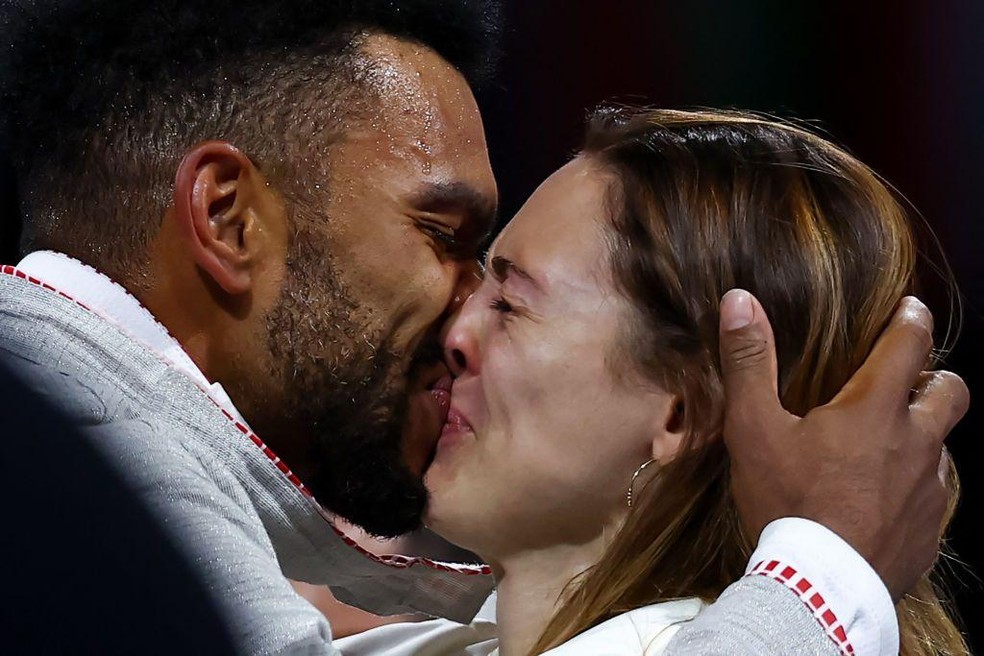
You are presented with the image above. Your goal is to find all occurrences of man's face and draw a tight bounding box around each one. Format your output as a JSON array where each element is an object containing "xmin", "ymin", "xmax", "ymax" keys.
[{"xmin": 265, "ymin": 34, "xmax": 497, "ymax": 537}]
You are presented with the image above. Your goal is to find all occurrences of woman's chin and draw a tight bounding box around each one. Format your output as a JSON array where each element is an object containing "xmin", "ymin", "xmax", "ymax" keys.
[
  {"xmin": 423, "ymin": 473, "xmax": 476, "ymax": 550},
  {"xmin": 421, "ymin": 501, "xmax": 466, "ymax": 551},
  {"xmin": 422, "ymin": 423, "xmax": 474, "ymax": 494},
  {"xmin": 433, "ymin": 421, "xmax": 473, "ymax": 460},
  {"xmin": 421, "ymin": 426, "xmax": 487, "ymax": 548},
  {"xmin": 422, "ymin": 462, "xmax": 457, "ymax": 519}
]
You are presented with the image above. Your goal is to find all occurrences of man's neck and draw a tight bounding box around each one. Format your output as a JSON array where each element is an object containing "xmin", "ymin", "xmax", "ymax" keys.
[{"xmin": 491, "ymin": 533, "xmax": 610, "ymax": 656}]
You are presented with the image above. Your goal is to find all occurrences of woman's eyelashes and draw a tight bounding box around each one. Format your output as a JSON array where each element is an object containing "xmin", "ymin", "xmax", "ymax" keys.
[{"xmin": 490, "ymin": 296, "xmax": 514, "ymax": 314}]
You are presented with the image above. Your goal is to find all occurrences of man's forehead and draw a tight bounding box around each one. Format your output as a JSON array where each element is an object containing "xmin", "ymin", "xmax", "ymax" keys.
[
  {"xmin": 318, "ymin": 33, "xmax": 497, "ymax": 227},
  {"xmin": 355, "ymin": 33, "xmax": 472, "ymax": 120},
  {"xmin": 347, "ymin": 38, "xmax": 493, "ymax": 176}
]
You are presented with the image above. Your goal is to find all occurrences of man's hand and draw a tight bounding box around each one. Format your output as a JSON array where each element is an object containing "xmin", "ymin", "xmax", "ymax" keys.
[{"xmin": 718, "ymin": 289, "xmax": 968, "ymax": 600}]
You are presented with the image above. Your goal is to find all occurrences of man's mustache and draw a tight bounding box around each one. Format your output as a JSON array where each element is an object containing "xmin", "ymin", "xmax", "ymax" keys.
[{"xmin": 408, "ymin": 339, "xmax": 444, "ymax": 372}]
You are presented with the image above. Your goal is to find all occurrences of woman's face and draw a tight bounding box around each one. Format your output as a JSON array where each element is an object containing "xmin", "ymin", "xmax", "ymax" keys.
[{"xmin": 425, "ymin": 156, "xmax": 680, "ymax": 558}]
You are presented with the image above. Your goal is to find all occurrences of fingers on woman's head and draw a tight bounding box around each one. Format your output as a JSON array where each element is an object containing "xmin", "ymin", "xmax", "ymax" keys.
[
  {"xmin": 909, "ymin": 370, "xmax": 970, "ymax": 445},
  {"xmin": 717, "ymin": 289, "xmax": 785, "ymax": 429},
  {"xmin": 835, "ymin": 296, "xmax": 935, "ymax": 407}
]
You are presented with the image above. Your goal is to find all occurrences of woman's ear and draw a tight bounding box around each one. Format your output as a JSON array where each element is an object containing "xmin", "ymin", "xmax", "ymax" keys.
[
  {"xmin": 171, "ymin": 140, "xmax": 286, "ymax": 296},
  {"xmin": 651, "ymin": 396, "xmax": 687, "ymax": 463}
]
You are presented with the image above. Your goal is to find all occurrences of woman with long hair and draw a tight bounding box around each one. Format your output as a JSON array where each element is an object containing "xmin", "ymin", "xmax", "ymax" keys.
[{"xmin": 338, "ymin": 108, "xmax": 965, "ymax": 655}]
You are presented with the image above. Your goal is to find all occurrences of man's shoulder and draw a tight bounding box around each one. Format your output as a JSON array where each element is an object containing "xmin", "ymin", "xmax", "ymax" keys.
[
  {"xmin": 0, "ymin": 270, "xmax": 204, "ymax": 422},
  {"xmin": 0, "ymin": 270, "xmax": 165, "ymax": 379},
  {"xmin": 2, "ymin": 348, "xmax": 232, "ymax": 498},
  {"xmin": 0, "ymin": 269, "xmax": 338, "ymax": 654},
  {"xmin": 0, "ymin": 276, "xmax": 244, "ymax": 502}
]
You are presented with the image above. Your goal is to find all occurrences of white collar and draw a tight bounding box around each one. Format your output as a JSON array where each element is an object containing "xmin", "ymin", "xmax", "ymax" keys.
[
  {"xmin": 16, "ymin": 250, "xmax": 249, "ymax": 426},
  {"xmin": 537, "ymin": 598, "xmax": 704, "ymax": 655}
]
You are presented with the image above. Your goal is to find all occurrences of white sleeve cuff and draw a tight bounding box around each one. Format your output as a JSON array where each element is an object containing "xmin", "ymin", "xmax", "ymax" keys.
[{"xmin": 745, "ymin": 517, "xmax": 898, "ymax": 656}]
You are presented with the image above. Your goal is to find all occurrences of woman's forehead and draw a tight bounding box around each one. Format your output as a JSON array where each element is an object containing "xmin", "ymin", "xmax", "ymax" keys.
[{"xmin": 490, "ymin": 157, "xmax": 613, "ymax": 287}]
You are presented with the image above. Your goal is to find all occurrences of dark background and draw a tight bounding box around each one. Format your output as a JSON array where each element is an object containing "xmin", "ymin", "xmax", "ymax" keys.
[
  {"xmin": 477, "ymin": 0, "xmax": 983, "ymax": 649},
  {"xmin": 0, "ymin": 0, "xmax": 979, "ymax": 649}
]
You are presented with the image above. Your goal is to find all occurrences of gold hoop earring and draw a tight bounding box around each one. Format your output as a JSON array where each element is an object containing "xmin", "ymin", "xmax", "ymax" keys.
[{"xmin": 626, "ymin": 458, "xmax": 656, "ymax": 508}]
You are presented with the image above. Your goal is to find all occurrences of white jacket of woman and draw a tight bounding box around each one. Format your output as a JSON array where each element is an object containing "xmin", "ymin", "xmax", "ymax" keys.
[{"xmin": 335, "ymin": 593, "xmax": 704, "ymax": 656}]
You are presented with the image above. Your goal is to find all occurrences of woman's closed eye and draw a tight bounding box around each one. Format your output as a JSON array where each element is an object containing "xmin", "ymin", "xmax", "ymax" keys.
[
  {"xmin": 490, "ymin": 296, "xmax": 514, "ymax": 314},
  {"xmin": 487, "ymin": 285, "xmax": 541, "ymax": 323}
]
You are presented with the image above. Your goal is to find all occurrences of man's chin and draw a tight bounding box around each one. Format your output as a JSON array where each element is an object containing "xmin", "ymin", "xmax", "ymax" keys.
[
  {"xmin": 351, "ymin": 512, "xmax": 426, "ymax": 541},
  {"xmin": 308, "ymin": 430, "xmax": 430, "ymax": 539},
  {"xmin": 319, "ymin": 481, "xmax": 428, "ymax": 539},
  {"xmin": 401, "ymin": 390, "xmax": 448, "ymax": 477}
]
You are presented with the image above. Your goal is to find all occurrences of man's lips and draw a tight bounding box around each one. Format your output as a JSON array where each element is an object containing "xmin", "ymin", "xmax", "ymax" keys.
[
  {"xmin": 429, "ymin": 374, "xmax": 453, "ymax": 420},
  {"xmin": 401, "ymin": 374, "xmax": 454, "ymax": 477},
  {"xmin": 406, "ymin": 375, "xmax": 476, "ymax": 473}
]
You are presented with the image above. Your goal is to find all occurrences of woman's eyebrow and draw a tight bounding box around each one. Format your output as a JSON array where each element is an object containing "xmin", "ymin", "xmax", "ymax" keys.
[{"xmin": 489, "ymin": 255, "xmax": 542, "ymax": 291}]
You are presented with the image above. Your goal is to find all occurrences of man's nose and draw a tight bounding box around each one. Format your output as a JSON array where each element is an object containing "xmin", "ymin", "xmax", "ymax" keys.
[{"xmin": 447, "ymin": 259, "xmax": 482, "ymax": 316}]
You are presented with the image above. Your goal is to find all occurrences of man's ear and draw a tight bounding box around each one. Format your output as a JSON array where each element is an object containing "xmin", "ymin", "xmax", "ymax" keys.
[
  {"xmin": 172, "ymin": 140, "xmax": 284, "ymax": 295},
  {"xmin": 651, "ymin": 395, "xmax": 687, "ymax": 463}
]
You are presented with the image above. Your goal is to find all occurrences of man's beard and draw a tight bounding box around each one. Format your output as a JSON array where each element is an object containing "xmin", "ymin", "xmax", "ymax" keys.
[{"xmin": 265, "ymin": 235, "xmax": 429, "ymax": 538}]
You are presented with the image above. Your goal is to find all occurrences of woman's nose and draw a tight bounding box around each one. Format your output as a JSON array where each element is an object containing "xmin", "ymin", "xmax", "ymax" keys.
[{"xmin": 441, "ymin": 291, "xmax": 482, "ymax": 378}]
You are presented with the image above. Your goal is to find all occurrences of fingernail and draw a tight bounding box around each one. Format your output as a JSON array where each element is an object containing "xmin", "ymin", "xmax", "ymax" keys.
[
  {"xmin": 900, "ymin": 296, "xmax": 928, "ymax": 317},
  {"xmin": 721, "ymin": 289, "xmax": 754, "ymax": 331},
  {"xmin": 899, "ymin": 296, "xmax": 933, "ymax": 331}
]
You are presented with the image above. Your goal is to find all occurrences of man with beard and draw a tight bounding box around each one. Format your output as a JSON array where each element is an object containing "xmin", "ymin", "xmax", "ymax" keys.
[{"xmin": 0, "ymin": 1, "xmax": 966, "ymax": 655}]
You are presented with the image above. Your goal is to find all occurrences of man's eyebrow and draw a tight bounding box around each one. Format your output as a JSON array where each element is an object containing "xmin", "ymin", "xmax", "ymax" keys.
[
  {"xmin": 489, "ymin": 255, "xmax": 541, "ymax": 290},
  {"xmin": 408, "ymin": 181, "xmax": 498, "ymax": 243}
]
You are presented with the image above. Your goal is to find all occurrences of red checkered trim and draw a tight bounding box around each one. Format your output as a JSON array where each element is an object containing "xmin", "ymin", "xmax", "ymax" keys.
[
  {"xmin": 328, "ymin": 522, "xmax": 491, "ymax": 575},
  {"xmin": 2, "ymin": 265, "xmax": 94, "ymax": 312},
  {"xmin": 1, "ymin": 265, "xmax": 491, "ymax": 577},
  {"xmin": 747, "ymin": 559, "xmax": 854, "ymax": 656}
]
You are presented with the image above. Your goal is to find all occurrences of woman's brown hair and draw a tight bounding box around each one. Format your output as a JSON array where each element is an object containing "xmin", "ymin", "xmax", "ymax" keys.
[{"xmin": 530, "ymin": 108, "xmax": 964, "ymax": 655}]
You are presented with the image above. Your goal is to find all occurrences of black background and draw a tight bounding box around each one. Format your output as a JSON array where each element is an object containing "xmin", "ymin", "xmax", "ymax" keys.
[{"xmin": 0, "ymin": 0, "xmax": 980, "ymax": 648}]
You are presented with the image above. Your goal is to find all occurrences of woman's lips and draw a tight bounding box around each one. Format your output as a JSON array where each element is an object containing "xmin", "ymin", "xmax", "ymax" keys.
[
  {"xmin": 444, "ymin": 406, "xmax": 472, "ymax": 431},
  {"xmin": 436, "ymin": 405, "xmax": 473, "ymax": 455}
]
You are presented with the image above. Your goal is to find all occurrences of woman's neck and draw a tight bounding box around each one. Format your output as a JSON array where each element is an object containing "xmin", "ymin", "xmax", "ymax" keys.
[{"xmin": 491, "ymin": 535, "xmax": 610, "ymax": 656}]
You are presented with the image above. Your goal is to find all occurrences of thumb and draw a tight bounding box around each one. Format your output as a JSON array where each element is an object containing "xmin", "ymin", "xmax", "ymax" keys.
[{"xmin": 719, "ymin": 289, "xmax": 785, "ymax": 438}]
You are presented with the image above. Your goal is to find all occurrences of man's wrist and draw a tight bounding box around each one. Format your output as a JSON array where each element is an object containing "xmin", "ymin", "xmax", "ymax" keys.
[{"xmin": 745, "ymin": 517, "xmax": 898, "ymax": 656}]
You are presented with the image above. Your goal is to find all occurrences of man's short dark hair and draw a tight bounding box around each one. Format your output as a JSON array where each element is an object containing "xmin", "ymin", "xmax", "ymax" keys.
[{"xmin": 0, "ymin": 0, "xmax": 501, "ymax": 279}]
